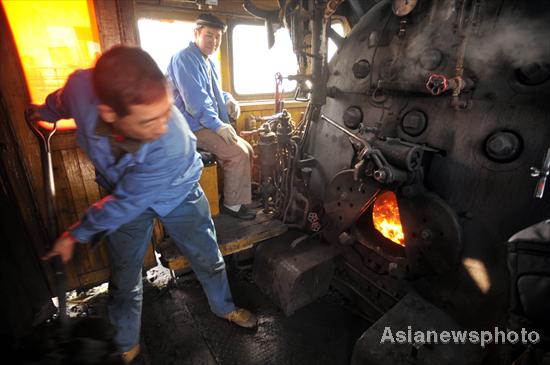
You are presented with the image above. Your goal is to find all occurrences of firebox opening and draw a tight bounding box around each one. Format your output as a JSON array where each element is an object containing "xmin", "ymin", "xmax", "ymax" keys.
[
  {"xmin": 372, "ymin": 191, "xmax": 405, "ymax": 246},
  {"xmin": 354, "ymin": 191, "xmax": 406, "ymax": 259}
]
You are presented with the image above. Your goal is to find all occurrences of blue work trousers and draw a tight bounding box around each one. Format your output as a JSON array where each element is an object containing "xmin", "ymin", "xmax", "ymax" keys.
[{"xmin": 105, "ymin": 183, "xmax": 235, "ymax": 351}]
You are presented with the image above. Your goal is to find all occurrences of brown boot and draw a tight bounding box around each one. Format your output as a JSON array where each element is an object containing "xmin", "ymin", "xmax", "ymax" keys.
[
  {"xmin": 221, "ymin": 308, "xmax": 258, "ymax": 328},
  {"xmin": 121, "ymin": 344, "xmax": 140, "ymax": 364}
]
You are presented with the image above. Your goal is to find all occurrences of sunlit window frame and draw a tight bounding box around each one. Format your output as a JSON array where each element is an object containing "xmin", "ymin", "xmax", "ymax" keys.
[
  {"xmin": 228, "ymin": 18, "xmax": 300, "ymax": 102},
  {"xmin": 228, "ymin": 16, "xmax": 350, "ymax": 102}
]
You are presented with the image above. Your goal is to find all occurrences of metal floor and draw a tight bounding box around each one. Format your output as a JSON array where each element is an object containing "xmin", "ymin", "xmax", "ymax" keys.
[{"xmin": 135, "ymin": 267, "xmax": 368, "ymax": 365}]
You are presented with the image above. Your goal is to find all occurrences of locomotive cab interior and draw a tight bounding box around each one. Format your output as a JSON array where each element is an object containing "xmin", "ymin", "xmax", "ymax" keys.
[{"xmin": 1, "ymin": 1, "xmax": 550, "ymax": 364}]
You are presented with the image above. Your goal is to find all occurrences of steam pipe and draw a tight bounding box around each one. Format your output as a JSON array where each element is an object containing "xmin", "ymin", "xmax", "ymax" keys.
[
  {"xmin": 451, "ymin": 0, "xmax": 472, "ymax": 109},
  {"xmin": 347, "ymin": 0, "xmax": 365, "ymax": 23},
  {"xmin": 310, "ymin": 0, "xmax": 328, "ymax": 106},
  {"xmin": 371, "ymin": 139, "xmax": 423, "ymax": 172},
  {"xmin": 283, "ymin": 138, "xmax": 311, "ymax": 228},
  {"xmin": 283, "ymin": 140, "xmax": 300, "ymax": 221}
]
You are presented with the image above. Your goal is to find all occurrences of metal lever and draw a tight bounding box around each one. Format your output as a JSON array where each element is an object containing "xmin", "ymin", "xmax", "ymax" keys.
[
  {"xmin": 531, "ymin": 147, "xmax": 550, "ymax": 199},
  {"xmin": 321, "ymin": 114, "xmax": 409, "ymax": 184},
  {"xmin": 320, "ymin": 114, "xmax": 371, "ymax": 146}
]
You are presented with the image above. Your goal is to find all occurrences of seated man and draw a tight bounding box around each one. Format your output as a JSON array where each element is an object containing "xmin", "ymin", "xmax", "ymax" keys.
[
  {"xmin": 30, "ymin": 46, "xmax": 257, "ymax": 364},
  {"xmin": 167, "ymin": 13, "xmax": 256, "ymax": 220}
]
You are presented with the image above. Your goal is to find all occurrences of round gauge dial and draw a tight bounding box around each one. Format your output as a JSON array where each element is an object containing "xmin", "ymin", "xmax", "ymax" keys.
[{"xmin": 392, "ymin": 0, "xmax": 418, "ymax": 17}]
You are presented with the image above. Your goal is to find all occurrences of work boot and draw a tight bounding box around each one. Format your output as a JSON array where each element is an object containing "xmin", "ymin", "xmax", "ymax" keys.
[
  {"xmin": 221, "ymin": 308, "xmax": 258, "ymax": 328},
  {"xmin": 121, "ymin": 344, "xmax": 140, "ymax": 364},
  {"xmin": 221, "ymin": 205, "xmax": 257, "ymax": 220}
]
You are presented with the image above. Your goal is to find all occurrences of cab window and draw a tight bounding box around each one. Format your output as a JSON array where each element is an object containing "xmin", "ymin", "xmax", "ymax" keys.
[
  {"xmin": 137, "ymin": 18, "xmax": 221, "ymax": 75},
  {"xmin": 231, "ymin": 23, "xmax": 298, "ymax": 96},
  {"xmin": 231, "ymin": 20, "xmax": 346, "ymax": 98}
]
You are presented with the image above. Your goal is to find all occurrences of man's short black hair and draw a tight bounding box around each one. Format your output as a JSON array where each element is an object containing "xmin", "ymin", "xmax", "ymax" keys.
[
  {"xmin": 93, "ymin": 46, "xmax": 167, "ymax": 117},
  {"xmin": 196, "ymin": 13, "xmax": 227, "ymax": 32}
]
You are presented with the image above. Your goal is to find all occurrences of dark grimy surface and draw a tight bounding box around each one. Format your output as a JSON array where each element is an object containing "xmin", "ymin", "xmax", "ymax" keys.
[{"xmin": 132, "ymin": 265, "xmax": 367, "ymax": 365}]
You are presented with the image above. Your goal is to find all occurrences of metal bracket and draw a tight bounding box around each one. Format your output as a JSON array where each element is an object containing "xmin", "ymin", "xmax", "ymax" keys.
[{"xmin": 530, "ymin": 147, "xmax": 550, "ymax": 199}]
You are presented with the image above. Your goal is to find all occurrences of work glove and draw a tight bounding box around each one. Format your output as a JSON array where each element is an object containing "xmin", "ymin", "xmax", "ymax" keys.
[
  {"xmin": 25, "ymin": 104, "xmax": 42, "ymax": 124},
  {"xmin": 216, "ymin": 124, "xmax": 238, "ymax": 145},
  {"xmin": 226, "ymin": 97, "xmax": 241, "ymax": 120}
]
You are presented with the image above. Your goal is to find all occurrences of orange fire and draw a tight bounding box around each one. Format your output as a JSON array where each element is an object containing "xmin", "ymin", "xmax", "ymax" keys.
[
  {"xmin": 3, "ymin": 0, "xmax": 100, "ymax": 131},
  {"xmin": 372, "ymin": 191, "xmax": 405, "ymax": 246}
]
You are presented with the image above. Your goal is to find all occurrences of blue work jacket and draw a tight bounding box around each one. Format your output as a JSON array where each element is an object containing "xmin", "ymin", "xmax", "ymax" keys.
[
  {"xmin": 166, "ymin": 42, "xmax": 232, "ymax": 132},
  {"xmin": 38, "ymin": 69, "xmax": 203, "ymax": 243}
]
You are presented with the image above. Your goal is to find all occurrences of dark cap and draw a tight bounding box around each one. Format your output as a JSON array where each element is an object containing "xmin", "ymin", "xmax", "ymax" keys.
[{"xmin": 196, "ymin": 13, "xmax": 227, "ymax": 32}]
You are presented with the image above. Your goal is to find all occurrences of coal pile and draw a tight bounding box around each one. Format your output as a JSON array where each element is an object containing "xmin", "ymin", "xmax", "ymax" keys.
[{"xmin": 14, "ymin": 316, "xmax": 122, "ymax": 365}]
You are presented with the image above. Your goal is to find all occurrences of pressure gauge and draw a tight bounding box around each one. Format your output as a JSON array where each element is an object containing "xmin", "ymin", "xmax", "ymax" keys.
[{"xmin": 392, "ymin": 0, "xmax": 418, "ymax": 16}]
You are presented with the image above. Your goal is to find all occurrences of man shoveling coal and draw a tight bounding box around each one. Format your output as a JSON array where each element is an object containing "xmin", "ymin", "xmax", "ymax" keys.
[{"xmin": 26, "ymin": 45, "xmax": 257, "ymax": 364}]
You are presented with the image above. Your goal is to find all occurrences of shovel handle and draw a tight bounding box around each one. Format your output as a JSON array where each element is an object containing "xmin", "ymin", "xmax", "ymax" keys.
[
  {"xmin": 25, "ymin": 109, "xmax": 59, "ymax": 239},
  {"xmin": 25, "ymin": 109, "xmax": 67, "ymax": 324}
]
